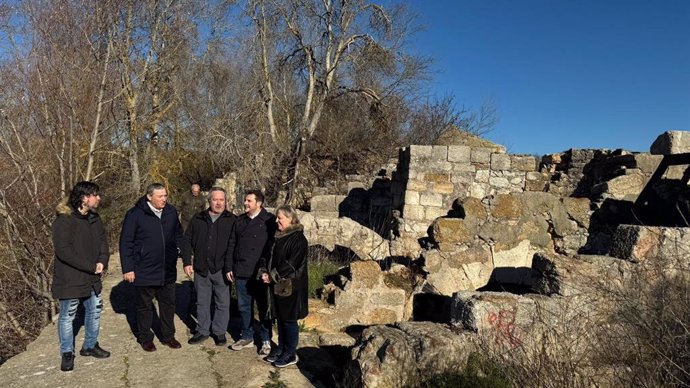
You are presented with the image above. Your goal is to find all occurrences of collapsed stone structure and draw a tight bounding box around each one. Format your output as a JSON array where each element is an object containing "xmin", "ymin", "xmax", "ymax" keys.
[{"xmin": 296, "ymin": 129, "xmax": 690, "ymax": 387}]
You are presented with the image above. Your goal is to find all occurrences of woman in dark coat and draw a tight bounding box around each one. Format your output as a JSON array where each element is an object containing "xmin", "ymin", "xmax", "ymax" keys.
[{"xmin": 259, "ymin": 205, "xmax": 308, "ymax": 368}]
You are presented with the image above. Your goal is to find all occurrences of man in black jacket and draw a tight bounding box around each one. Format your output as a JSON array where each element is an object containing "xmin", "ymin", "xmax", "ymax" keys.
[
  {"xmin": 119, "ymin": 183, "xmax": 184, "ymax": 352},
  {"xmin": 182, "ymin": 187, "xmax": 235, "ymax": 346},
  {"xmin": 227, "ymin": 190, "xmax": 276, "ymax": 354},
  {"xmin": 52, "ymin": 181, "xmax": 110, "ymax": 372}
]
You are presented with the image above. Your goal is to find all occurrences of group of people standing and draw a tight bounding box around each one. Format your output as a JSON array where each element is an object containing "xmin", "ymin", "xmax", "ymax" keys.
[{"xmin": 51, "ymin": 181, "xmax": 309, "ymax": 372}]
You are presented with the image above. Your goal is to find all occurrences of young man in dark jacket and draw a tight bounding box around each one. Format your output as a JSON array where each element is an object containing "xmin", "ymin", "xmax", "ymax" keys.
[
  {"xmin": 52, "ymin": 181, "xmax": 110, "ymax": 372},
  {"xmin": 181, "ymin": 187, "xmax": 235, "ymax": 346},
  {"xmin": 227, "ymin": 190, "xmax": 276, "ymax": 354},
  {"xmin": 119, "ymin": 183, "xmax": 184, "ymax": 352}
]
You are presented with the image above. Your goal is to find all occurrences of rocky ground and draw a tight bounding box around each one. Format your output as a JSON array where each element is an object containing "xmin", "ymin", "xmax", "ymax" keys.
[{"xmin": 0, "ymin": 254, "xmax": 338, "ymax": 388}]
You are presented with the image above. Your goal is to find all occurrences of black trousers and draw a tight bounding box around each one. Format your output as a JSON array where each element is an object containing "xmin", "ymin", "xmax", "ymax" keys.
[{"xmin": 135, "ymin": 282, "xmax": 176, "ymax": 343}]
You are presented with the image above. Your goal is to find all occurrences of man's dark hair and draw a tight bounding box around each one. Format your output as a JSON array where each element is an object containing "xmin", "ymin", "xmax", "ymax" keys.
[
  {"xmin": 146, "ymin": 183, "xmax": 166, "ymax": 196},
  {"xmin": 69, "ymin": 181, "xmax": 100, "ymax": 212},
  {"xmin": 245, "ymin": 189, "xmax": 264, "ymax": 205}
]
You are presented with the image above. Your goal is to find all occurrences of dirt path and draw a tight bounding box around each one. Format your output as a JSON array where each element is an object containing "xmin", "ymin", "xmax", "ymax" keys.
[{"xmin": 0, "ymin": 254, "xmax": 337, "ymax": 387}]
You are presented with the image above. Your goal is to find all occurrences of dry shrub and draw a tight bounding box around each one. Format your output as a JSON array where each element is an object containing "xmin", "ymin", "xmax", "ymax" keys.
[{"xmin": 473, "ymin": 256, "xmax": 690, "ymax": 388}]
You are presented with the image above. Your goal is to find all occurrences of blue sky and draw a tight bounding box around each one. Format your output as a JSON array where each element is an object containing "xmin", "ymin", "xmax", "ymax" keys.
[{"xmin": 408, "ymin": 0, "xmax": 690, "ymax": 155}]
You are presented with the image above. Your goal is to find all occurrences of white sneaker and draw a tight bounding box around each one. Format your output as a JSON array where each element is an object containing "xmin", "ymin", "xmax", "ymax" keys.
[
  {"xmin": 260, "ymin": 340, "xmax": 271, "ymax": 355},
  {"xmin": 230, "ymin": 338, "xmax": 254, "ymax": 351}
]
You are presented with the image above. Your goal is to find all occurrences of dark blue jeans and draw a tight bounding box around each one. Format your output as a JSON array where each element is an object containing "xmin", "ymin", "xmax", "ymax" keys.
[
  {"xmin": 235, "ymin": 278, "xmax": 271, "ymax": 342},
  {"xmin": 277, "ymin": 320, "xmax": 299, "ymax": 357}
]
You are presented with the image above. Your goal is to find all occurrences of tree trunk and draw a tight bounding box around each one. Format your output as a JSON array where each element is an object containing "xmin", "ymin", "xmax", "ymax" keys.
[{"xmin": 286, "ymin": 135, "xmax": 307, "ymax": 206}]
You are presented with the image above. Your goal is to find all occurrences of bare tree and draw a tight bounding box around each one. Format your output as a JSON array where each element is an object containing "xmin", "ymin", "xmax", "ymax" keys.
[{"xmin": 247, "ymin": 0, "xmax": 429, "ymax": 204}]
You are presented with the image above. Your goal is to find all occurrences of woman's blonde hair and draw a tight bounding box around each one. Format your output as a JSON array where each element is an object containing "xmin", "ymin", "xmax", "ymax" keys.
[{"xmin": 276, "ymin": 205, "xmax": 300, "ymax": 225}]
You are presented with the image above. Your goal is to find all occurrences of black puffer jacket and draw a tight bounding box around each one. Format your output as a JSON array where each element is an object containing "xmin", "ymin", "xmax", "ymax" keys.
[
  {"xmin": 119, "ymin": 196, "xmax": 183, "ymax": 286},
  {"xmin": 263, "ymin": 224, "xmax": 309, "ymax": 321},
  {"xmin": 181, "ymin": 209, "xmax": 236, "ymax": 275},
  {"xmin": 52, "ymin": 200, "xmax": 109, "ymax": 299},
  {"xmin": 228, "ymin": 208, "xmax": 276, "ymax": 278}
]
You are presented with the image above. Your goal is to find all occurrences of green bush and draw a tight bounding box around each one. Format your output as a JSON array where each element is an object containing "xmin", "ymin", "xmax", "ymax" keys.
[{"xmin": 308, "ymin": 260, "xmax": 341, "ymax": 298}]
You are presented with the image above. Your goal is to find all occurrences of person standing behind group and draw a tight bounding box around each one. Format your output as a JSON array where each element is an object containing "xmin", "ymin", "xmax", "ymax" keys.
[
  {"xmin": 119, "ymin": 183, "xmax": 184, "ymax": 352},
  {"xmin": 227, "ymin": 190, "xmax": 276, "ymax": 355},
  {"xmin": 259, "ymin": 205, "xmax": 308, "ymax": 368},
  {"xmin": 182, "ymin": 187, "xmax": 235, "ymax": 346},
  {"xmin": 180, "ymin": 183, "xmax": 206, "ymax": 230},
  {"xmin": 52, "ymin": 181, "xmax": 111, "ymax": 372}
]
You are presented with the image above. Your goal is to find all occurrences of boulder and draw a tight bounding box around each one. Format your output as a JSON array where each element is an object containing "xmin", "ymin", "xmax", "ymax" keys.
[
  {"xmin": 347, "ymin": 322, "xmax": 476, "ymax": 388},
  {"xmin": 531, "ymin": 253, "xmax": 633, "ymax": 297},
  {"xmin": 492, "ymin": 194, "xmax": 523, "ymax": 220},
  {"xmin": 650, "ymin": 130, "xmax": 690, "ymax": 155},
  {"xmin": 450, "ymin": 291, "xmax": 545, "ymax": 349},
  {"xmin": 591, "ymin": 173, "xmax": 646, "ymax": 201},
  {"xmin": 610, "ymin": 225, "xmax": 661, "ymax": 263},
  {"xmin": 430, "ymin": 217, "xmax": 476, "ymax": 245},
  {"xmin": 423, "ymin": 247, "xmax": 494, "ymax": 294}
]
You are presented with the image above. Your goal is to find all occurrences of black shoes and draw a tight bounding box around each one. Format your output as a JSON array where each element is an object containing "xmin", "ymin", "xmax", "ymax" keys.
[
  {"xmin": 140, "ymin": 340, "xmax": 157, "ymax": 352},
  {"xmin": 212, "ymin": 334, "xmax": 227, "ymax": 346},
  {"xmin": 160, "ymin": 337, "xmax": 182, "ymax": 349},
  {"xmin": 79, "ymin": 342, "xmax": 111, "ymax": 358},
  {"xmin": 61, "ymin": 352, "xmax": 74, "ymax": 372},
  {"xmin": 188, "ymin": 333, "xmax": 209, "ymax": 345}
]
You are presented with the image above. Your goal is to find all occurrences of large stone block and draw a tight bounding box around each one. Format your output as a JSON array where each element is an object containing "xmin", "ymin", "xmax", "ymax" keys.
[
  {"xmin": 423, "ymin": 173, "xmax": 450, "ymax": 183},
  {"xmin": 471, "ymin": 148, "xmax": 492, "ymax": 164},
  {"xmin": 348, "ymin": 322, "xmax": 475, "ymax": 388},
  {"xmin": 431, "ymin": 145, "xmax": 448, "ymax": 160},
  {"xmin": 479, "ymin": 221, "xmax": 519, "ymax": 246},
  {"xmin": 490, "ymin": 153, "xmax": 511, "ymax": 171},
  {"xmin": 531, "ymin": 253, "xmax": 633, "ymax": 296},
  {"xmin": 562, "ymin": 197, "xmax": 591, "ymax": 228},
  {"xmin": 430, "ymin": 218, "xmax": 476, "ymax": 244},
  {"xmin": 510, "ymin": 155, "xmax": 538, "ymax": 172},
  {"xmin": 406, "ymin": 179, "xmax": 428, "ymax": 191},
  {"xmin": 492, "ymin": 194, "xmax": 523, "ymax": 220},
  {"xmin": 517, "ymin": 215, "xmax": 552, "ymax": 249},
  {"xmin": 456, "ymin": 196, "xmax": 488, "ymax": 222},
  {"xmin": 403, "ymin": 204, "xmax": 425, "ymax": 220},
  {"xmin": 469, "ymin": 182, "xmax": 489, "ymax": 199},
  {"xmin": 633, "ymin": 153, "xmax": 663, "ymax": 174},
  {"xmin": 650, "ymin": 130, "xmax": 690, "ymax": 155},
  {"xmin": 349, "ymin": 260, "xmax": 383, "ymax": 289},
  {"xmin": 519, "ymin": 191, "xmax": 560, "ymax": 214},
  {"xmin": 450, "ymin": 291, "xmax": 539, "ymax": 346},
  {"xmin": 475, "ymin": 169, "xmax": 490, "ymax": 183},
  {"xmin": 424, "ymin": 247, "xmax": 493, "ymax": 293},
  {"xmin": 409, "ymin": 145, "xmax": 433, "ymax": 159},
  {"xmin": 447, "ymin": 145, "xmax": 471, "ymax": 163},
  {"xmin": 432, "ymin": 181, "xmax": 455, "ymax": 194},
  {"xmin": 591, "ymin": 173, "xmax": 646, "ymax": 201},
  {"xmin": 425, "ymin": 206, "xmax": 447, "ymax": 220},
  {"xmin": 420, "ymin": 193, "xmax": 443, "ymax": 207},
  {"xmin": 488, "ymin": 176, "xmax": 510, "ymax": 188},
  {"xmin": 610, "ymin": 225, "xmax": 661, "ymax": 262}
]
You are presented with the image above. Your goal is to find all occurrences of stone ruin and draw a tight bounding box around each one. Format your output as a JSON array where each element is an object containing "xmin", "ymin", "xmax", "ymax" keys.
[{"xmin": 296, "ymin": 129, "xmax": 690, "ymax": 386}]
